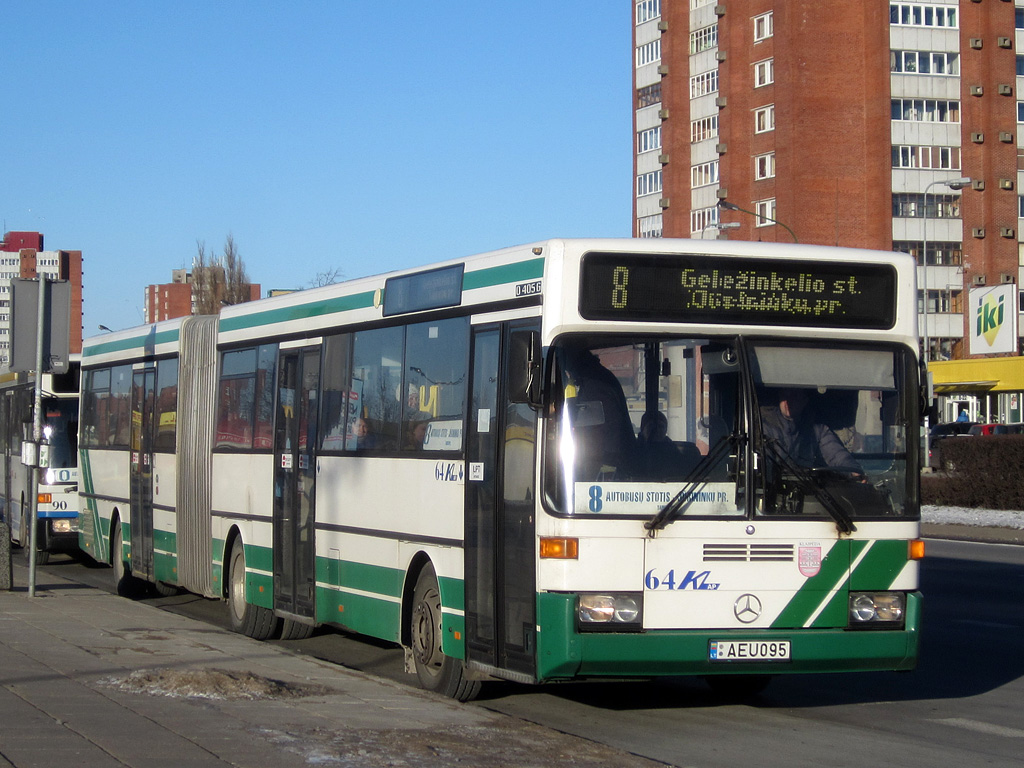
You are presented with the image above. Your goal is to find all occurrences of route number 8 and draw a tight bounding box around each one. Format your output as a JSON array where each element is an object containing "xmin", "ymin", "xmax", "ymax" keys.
[{"xmin": 612, "ymin": 266, "xmax": 629, "ymax": 309}]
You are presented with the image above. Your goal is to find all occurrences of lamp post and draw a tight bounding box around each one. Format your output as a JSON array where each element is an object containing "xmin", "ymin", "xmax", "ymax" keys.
[
  {"xmin": 920, "ymin": 176, "xmax": 971, "ymax": 471},
  {"xmin": 921, "ymin": 177, "xmax": 972, "ymax": 364},
  {"xmin": 718, "ymin": 200, "xmax": 798, "ymax": 243},
  {"xmin": 701, "ymin": 221, "xmax": 741, "ymax": 239}
]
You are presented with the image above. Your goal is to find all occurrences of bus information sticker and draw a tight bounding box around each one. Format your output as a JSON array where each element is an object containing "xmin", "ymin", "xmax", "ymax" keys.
[{"xmin": 574, "ymin": 482, "xmax": 737, "ymax": 515}]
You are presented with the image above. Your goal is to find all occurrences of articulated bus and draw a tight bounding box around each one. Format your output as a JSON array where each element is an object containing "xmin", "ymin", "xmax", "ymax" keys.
[
  {"xmin": 78, "ymin": 239, "xmax": 922, "ymax": 699},
  {"xmin": 1, "ymin": 363, "xmax": 81, "ymax": 564}
]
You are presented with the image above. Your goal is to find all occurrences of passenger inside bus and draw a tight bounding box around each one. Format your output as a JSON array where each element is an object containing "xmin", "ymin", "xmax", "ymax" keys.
[
  {"xmin": 561, "ymin": 344, "xmax": 636, "ymax": 480},
  {"xmin": 759, "ymin": 387, "xmax": 862, "ymax": 476},
  {"xmin": 635, "ymin": 410, "xmax": 701, "ymax": 480}
]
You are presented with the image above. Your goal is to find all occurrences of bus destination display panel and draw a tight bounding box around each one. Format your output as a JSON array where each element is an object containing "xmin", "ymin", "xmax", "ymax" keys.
[{"xmin": 579, "ymin": 252, "xmax": 898, "ymax": 329}]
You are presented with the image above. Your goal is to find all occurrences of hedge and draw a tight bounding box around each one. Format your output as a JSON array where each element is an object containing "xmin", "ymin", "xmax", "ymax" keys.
[{"xmin": 921, "ymin": 435, "xmax": 1024, "ymax": 509}]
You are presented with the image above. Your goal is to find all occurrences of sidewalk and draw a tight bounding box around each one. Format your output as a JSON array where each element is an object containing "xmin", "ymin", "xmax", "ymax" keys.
[{"xmin": 0, "ymin": 563, "xmax": 653, "ymax": 768}]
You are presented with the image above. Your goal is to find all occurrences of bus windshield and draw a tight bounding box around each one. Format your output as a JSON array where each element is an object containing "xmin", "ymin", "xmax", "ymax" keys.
[
  {"xmin": 543, "ymin": 337, "xmax": 917, "ymax": 523},
  {"xmin": 42, "ymin": 397, "xmax": 79, "ymax": 470}
]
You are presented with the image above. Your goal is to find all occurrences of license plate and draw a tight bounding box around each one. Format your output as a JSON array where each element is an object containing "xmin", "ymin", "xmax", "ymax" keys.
[{"xmin": 709, "ymin": 640, "xmax": 791, "ymax": 662}]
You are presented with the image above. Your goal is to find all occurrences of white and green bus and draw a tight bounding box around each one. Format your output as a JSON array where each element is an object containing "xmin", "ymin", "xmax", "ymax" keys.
[
  {"xmin": 79, "ymin": 239, "xmax": 923, "ymax": 699},
  {"xmin": 2, "ymin": 364, "xmax": 81, "ymax": 564}
]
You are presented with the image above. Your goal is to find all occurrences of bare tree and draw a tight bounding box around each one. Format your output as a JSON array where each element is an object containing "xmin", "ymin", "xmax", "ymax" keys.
[
  {"xmin": 308, "ymin": 266, "xmax": 344, "ymax": 288},
  {"xmin": 221, "ymin": 233, "xmax": 251, "ymax": 306},
  {"xmin": 192, "ymin": 234, "xmax": 251, "ymax": 314}
]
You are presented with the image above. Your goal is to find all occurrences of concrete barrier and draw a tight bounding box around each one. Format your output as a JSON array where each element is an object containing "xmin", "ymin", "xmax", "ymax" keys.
[{"xmin": 0, "ymin": 522, "xmax": 10, "ymax": 590}]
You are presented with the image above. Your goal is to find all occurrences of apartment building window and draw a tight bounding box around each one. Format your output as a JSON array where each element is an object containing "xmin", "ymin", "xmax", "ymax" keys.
[
  {"xmin": 892, "ymin": 193, "xmax": 961, "ymax": 219},
  {"xmin": 894, "ymin": 240, "xmax": 963, "ymax": 266},
  {"xmin": 891, "ymin": 98, "xmax": 960, "ymax": 122},
  {"xmin": 754, "ymin": 199, "xmax": 776, "ymax": 227},
  {"xmin": 637, "ymin": 126, "xmax": 662, "ymax": 154},
  {"xmin": 1018, "ymin": 195, "xmax": 1024, "ymax": 218},
  {"xmin": 637, "ymin": 83, "xmax": 662, "ymax": 108},
  {"xmin": 890, "ymin": 50, "xmax": 959, "ymax": 76},
  {"xmin": 1017, "ymin": 56, "xmax": 1024, "ymax": 77},
  {"xmin": 690, "ymin": 69, "xmax": 719, "ymax": 98},
  {"xmin": 690, "ymin": 206, "xmax": 719, "ymax": 234},
  {"xmin": 754, "ymin": 12, "xmax": 773, "ymax": 42},
  {"xmin": 636, "ymin": 0, "xmax": 661, "ymax": 24},
  {"xmin": 890, "ymin": 3, "xmax": 958, "ymax": 28},
  {"xmin": 637, "ymin": 170, "xmax": 663, "ymax": 197},
  {"xmin": 690, "ymin": 24, "xmax": 719, "ymax": 54},
  {"xmin": 636, "ymin": 40, "xmax": 662, "ymax": 68},
  {"xmin": 1018, "ymin": 102, "xmax": 1024, "ymax": 123},
  {"xmin": 1017, "ymin": 8, "xmax": 1024, "ymax": 29},
  {"xmin": 691, "ymin": 115, "xmax": 719, "ymax": 143},
  {"xmin": 755, "ymin": 152, "xmax": 776, "ymax": 180},
  {"xmin": 638, "ymin": 214, "xmax": 663, "ymax": 238},
  {"xmin": 754, "ymin": 59, "xmax": 774, "ymax": 87},
  {"xmin": 690, "ymin": 0, "xmax": 714, "ymax": 9},
  {"xmin": 892, "ymin": 145, "xmax": 961, "ymax": 170},
  {"xmin": 691, "ymin": 160, "xmax": 720, "ymax": 188},
  {"xmin": 755, "ymin": 104, "xmax": 775, "ymax": 133}
]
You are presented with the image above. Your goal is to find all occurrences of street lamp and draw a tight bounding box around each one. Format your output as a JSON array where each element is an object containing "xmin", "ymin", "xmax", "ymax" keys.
[
  {"xmin": 701, "ymin": 221, "xmax": 741, "ymax": 239},
  {"xmin": 718, "ymin": 199, "xmax": 798, "ymax": 243},
  {"xmin": 920, "ymin": 175, "xmax": 971, "ymax": 471},
  {"xmin": 921, "ymin": 176, "xmax": 972, "ymax": 364}
]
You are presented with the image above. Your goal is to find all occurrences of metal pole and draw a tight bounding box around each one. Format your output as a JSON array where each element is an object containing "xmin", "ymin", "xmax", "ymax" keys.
[{"xmin": 27, "ymin": 274, "xmax": 47, "ymax": 597}]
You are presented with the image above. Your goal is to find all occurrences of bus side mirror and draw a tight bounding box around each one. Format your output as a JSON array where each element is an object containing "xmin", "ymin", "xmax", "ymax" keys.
[{"xmin": 509, "ymin": 330, "xmax": 542, "ymax": 407}]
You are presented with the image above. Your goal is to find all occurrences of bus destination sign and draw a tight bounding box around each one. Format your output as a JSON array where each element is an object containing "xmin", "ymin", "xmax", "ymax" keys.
[{"xmin": 579, "ymin": 252, "xmax": 897, "ymax": 329}]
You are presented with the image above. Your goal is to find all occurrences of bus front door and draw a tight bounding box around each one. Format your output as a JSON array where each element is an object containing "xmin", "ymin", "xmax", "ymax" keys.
[
  {"xmin": 272, "ymin": 347, "xmax": 319, "ymax": 623},
  {"xmin": 129, "ymin": 369, "xmax": 156, "ymax": 581},
  {"xmin": 466, "ymin": 321, "xmax": 538, "ymax": 679}
]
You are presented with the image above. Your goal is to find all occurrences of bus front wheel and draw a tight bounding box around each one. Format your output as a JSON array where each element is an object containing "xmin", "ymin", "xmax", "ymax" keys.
[
  {"xmin": 227, "ymin": 538, "xmax": 279, "ymax": 640},
  {"xmin": 410, "ymin": 564, "xmax": 480, "ymax": 702}
]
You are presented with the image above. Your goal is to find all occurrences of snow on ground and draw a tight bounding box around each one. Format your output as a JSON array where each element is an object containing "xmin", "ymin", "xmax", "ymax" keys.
[{"xmin": 922, "ymin": 506, "xmax": 1024, "ymax": 529}]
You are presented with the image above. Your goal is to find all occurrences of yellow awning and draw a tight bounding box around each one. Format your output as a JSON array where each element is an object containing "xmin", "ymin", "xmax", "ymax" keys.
[{"xmin": 928, "ymin": 357, "xmax": 1024, "ymax": 393}]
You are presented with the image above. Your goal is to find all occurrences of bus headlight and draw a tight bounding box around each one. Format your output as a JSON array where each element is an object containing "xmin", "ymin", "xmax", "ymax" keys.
[
  {"xmin": 849, "ymin": 592, "xmax": 905, "ymax": 628},
  {"xmin": 51, "ymin": 519, "xmax": 74, "ymax": 534},
  {"xmin": 577, "ymin": 593, "xmax": 642, "ymax": 631}
]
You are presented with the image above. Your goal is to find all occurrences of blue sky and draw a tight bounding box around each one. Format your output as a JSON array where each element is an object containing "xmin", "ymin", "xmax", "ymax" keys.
[{"xmin": 3, "ymin": 1, "xmax": 632, "ymax": 335}]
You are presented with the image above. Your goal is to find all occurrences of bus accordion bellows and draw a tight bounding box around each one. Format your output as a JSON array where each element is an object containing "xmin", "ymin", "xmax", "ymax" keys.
[{"xmin": 78, "ymin": 238, "xmax": 923, "ymax": 700}]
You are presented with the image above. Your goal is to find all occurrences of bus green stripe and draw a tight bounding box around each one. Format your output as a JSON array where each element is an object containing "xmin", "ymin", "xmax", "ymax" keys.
[
  {"xmin": 218, "ymin": 291, "xmax": 378, "ymax": 333},
  {"xmin": 771, "ymin": 540, "xmax": 866, "ymax": 628},
  {"xmin": 82, "ymin": 328, "xmax": 181, "ymax": 359},
  {"xmin": 462, "ymin": 257, "xmax": 545, "ymax": 290},
  {"xmin": 849, "ymin": 539, "xmax": 910, "ymax": 590}
]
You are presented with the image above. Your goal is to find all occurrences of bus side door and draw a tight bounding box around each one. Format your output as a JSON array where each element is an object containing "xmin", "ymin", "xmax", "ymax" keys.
[{"xmin": 465, "ymin": 320, "xmax": 539, "ymax": 678}]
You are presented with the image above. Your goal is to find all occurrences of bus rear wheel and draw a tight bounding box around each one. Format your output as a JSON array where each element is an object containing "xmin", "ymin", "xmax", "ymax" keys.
[
  {"xmin": 227, "ymin": 538, "xmax": 279, "ymax": 640},
  {"xmin": 410, "ymin": 564, "xmax": 480, "ymax": 702},
  {"xmin": 112, "ymin": 522, "xmax": 145, "ymax": 598}
]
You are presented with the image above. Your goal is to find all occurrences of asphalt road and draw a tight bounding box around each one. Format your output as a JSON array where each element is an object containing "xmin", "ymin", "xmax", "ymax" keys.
[{"xmin": 40, "ymin": 538, "xmax": 1024, "ymax": 768}]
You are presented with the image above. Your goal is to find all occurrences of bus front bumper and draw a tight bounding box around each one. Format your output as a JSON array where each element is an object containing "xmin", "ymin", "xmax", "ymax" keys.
[{"xmin": 535, "ymin": 591, "xmax": 921, "ymax": 681}]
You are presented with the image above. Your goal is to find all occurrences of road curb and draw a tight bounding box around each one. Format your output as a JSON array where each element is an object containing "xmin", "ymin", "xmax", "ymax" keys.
[{"xmin": 921, "ymin": 523, "xmax": 1024, "ymax": 545}]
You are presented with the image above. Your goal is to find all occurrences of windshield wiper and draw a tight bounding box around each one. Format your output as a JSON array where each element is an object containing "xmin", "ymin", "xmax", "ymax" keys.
[
  {"xmin": 645, "ymin": 433, "xmax": 738, "ymax": 536},
  {"xmin": 760, "ymin": 438, "xmax": 857, "ymax": 535}
]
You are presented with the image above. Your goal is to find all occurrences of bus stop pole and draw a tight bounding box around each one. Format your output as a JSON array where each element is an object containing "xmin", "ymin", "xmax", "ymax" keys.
[{"xmin": 27, "ymin": 274, "xmax": 48, "ymax": 598}]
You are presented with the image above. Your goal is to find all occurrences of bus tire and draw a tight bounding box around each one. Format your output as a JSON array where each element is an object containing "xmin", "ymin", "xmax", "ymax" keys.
[
  {"xmin": 280, "ymin": 618, "xmax": 315, "ymax": 641},
  {"xmin": 153, "ymin": 580, "xmax": 180, "ymax": 597},
  {"xmin": 227, "ymin": 538, "xmax": 279, "ymax": 640},
  {"xmin": 112, "ymin": 522, "xmax": 145, "ymax": 599},
  {"xmin": 410, "ymin": 564, "xmax": 481, "ymax": 702}
]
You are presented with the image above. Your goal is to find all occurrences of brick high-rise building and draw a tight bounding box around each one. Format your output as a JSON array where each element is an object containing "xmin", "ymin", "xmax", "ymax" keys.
[
  {"xmin": 633, "ymin": 0, "xmax": 1024, "ymax": 421},
  {"xmin": 144, "ymin": 267, "xmax": 261, "ymax": 323},
  {"xmin": 0, "ymin": 231, "xmax": 83, "ymax": 368}
]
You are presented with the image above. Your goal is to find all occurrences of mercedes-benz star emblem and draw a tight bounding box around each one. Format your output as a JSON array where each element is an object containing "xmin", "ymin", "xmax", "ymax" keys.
[{"xmin": 734, "ymin": 594, "xmax": 762, "ymax": 624}]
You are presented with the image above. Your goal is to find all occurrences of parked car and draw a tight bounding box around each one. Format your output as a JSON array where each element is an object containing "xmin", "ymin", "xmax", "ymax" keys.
[
  {"xmin": 927, "ymin": 421, "xmax": 976, "ymax": 469},
  {"xmin": 966, "ymin": 423, "xmax": 1024, "ymax": 436}
]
